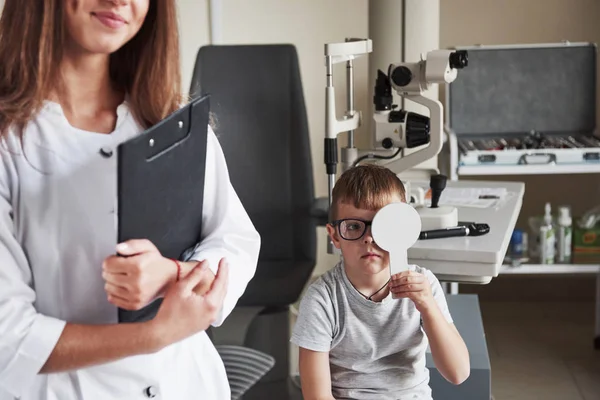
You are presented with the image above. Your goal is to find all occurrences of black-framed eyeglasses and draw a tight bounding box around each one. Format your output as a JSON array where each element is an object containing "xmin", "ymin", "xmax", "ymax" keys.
[{"xmin": 330, "ymin": 218, "xmax": 373, "ymax": 241}]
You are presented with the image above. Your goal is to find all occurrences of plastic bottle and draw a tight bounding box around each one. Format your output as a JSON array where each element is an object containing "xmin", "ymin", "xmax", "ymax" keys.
[
  {"xmin": 510, "ymin": 229, "xmax": 524, "ymax": 266},
  {"xmin": 539, "ymin": 202, "xmax": 555, "ymax": 264},
  {"xmin": 557, "ymin": 205, "xmax": 572, "ymax": 263}
]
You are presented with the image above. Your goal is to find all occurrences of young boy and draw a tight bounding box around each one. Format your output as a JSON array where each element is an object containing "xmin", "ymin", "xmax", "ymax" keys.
[{"xmin": 291, "ymin": 165, "xmax": 470, "ymax": 400}]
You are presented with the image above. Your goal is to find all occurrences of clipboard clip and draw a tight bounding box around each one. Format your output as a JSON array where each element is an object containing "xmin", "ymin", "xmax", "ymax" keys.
[{"xmin": 146, "ymin": 116, "xmax": 191, "ymax": 161}]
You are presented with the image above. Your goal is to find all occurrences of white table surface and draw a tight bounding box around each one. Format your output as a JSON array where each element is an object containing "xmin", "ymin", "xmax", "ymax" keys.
[{"xmin": 408, "ymin": 180, "xmax": 525, "ymax": 284}]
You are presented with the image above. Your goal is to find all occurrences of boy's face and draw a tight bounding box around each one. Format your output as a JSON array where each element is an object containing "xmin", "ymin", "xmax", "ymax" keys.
[{"xmin": 327, "ymin": 195, "xmax": 404, "ymax": 276}]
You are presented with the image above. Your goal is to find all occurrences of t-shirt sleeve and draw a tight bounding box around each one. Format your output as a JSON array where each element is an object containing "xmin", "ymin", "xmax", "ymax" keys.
[
  {"xmin": 290, "ymin": 283, "xmax": 335, "ymax": 352},
  {"xmin": 425, "ymin": 269, "xmax": 454, "ymax": 324}
]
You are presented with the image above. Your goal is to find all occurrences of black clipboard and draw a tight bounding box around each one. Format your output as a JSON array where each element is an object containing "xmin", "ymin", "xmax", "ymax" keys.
[{"xmin": 116, "ymin": 95, "xmax": 210, "ymax": 323}]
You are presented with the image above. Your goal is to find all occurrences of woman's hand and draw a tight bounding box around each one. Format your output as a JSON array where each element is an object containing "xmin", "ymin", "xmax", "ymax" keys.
[
  {"xmin": 152, "ymin": 258, "xmax": 229, "ymax": 348},
  {"xmin": 102, "ymin": 239, "xmax": 178, "ymax": 310}
]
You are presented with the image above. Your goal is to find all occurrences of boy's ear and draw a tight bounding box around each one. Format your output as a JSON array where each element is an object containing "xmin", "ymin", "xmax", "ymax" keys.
[{"xmin": 326, "ymin": 223, "xmax": 342, "ymax": 249}]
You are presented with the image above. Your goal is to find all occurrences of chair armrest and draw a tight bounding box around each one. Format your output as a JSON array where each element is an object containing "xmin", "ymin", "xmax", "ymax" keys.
[{"xmin": 311, "ymin": 197, "xmax": 329, "ymax": 226}]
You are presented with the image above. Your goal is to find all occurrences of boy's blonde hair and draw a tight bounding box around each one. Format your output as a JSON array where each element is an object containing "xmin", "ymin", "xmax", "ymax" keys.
[{"xmin": 329, "ymin": 165, "xmax": 406, "ymax": 221}]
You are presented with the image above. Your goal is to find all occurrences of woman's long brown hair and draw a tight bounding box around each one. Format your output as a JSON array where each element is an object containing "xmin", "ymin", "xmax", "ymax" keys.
[{"xmin": 0, "ymin": 0, "xmax": 183, "ymax": 140}]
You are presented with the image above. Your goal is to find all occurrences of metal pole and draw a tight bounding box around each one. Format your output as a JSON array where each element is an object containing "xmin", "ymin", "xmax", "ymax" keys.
[
  {"xmin": 326, "ymin": 55, "xmax": 335, "ymax": 206},
  {"xmin": 346, "ymin": 59, "xmax": 355, "ymax": 149}
]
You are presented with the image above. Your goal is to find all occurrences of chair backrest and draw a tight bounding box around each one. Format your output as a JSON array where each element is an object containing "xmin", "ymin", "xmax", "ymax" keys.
[{"xmin": 190, "ymin": 45, "xmax": 316, "ymax": 306}]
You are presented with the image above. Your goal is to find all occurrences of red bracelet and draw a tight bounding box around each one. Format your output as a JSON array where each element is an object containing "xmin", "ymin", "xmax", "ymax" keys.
[{"xmin": 171, "ymin": 259, "xmax": 181, "ymax": 282}]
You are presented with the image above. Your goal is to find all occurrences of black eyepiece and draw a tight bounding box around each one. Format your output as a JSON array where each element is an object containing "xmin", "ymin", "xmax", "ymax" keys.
[{"xmin": 449, "ymin": 50, "xmax": 468, "ymax": 69}]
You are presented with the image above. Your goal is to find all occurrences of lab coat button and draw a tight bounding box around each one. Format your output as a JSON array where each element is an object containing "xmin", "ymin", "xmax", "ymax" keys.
[
  {"xmin": 99, "ymin": 147, "xmax": 113, "ymax": 158},
  {"xmin": 144, "ymin": 386, "xmax": 158, "ymax": 398}
]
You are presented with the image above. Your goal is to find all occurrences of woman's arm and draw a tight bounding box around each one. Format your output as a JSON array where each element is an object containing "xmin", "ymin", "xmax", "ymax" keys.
[
  {"xmin": 40, "ymin": 322, "xmax": 159, "ymax": 373},
  {"xmin": 299, "ymin": 348, "xmax": 336, "ymax": 400},
  {"xmin": 102, "ymin": 240, "xmax": 216, "ymax": 311},
  {"xmin": 184, "ymin": 127, "xmax": 261, "ymax": 326},
  {"xmin": 41, "ymin": 261, "xmax": 229, "ymax": 374}
]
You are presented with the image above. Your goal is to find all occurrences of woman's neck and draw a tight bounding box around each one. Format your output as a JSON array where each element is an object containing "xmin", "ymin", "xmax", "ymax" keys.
[
  {"xmin": 52, "ymin": 50, "xmax": 123, "ymax": 117},
  {"xmin": 344, "ymin": 263, "xmax": 391, "ymax": 302}
]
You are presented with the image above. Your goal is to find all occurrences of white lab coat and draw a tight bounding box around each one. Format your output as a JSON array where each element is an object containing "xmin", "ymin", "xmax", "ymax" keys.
[{"xmin": 0, "ymin": 101, "xmax": 260, "ymax": 400}]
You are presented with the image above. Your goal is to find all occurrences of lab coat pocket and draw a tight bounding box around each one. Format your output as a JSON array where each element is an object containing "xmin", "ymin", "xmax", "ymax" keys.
[
  {"xmin": 44, "ymin": 372, "xmax": 84, "ymax": 400},
  {"xmin": 76, "ymin": 357, "xmax": 158, "ymax": 400}
]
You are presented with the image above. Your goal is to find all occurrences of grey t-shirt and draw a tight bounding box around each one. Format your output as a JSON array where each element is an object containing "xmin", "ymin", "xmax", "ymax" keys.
[{"xmin": 291, "ymin": 262, "xmax": 453, "ymax": 400}]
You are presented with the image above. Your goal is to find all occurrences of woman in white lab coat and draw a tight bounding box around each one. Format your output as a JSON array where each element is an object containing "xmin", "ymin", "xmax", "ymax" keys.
[{"xmin": 0, "ymin": 0, "xmax": 260, "ymax": 399}]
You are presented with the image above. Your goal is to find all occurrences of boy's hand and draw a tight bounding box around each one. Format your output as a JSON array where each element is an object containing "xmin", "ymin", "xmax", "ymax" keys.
[{"xmin": 389, "ymin": 270, "xmax": 435, "ymax": 313}]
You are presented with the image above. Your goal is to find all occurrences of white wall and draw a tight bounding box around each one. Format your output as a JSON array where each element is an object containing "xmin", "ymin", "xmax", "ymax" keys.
[
  {"xmin": 178, "ymin": 0, "xmax": 211, "ymax": 94},
  {"xmin": 219, "ymin": 0, "xmax": 369, "ymax": 193}
]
